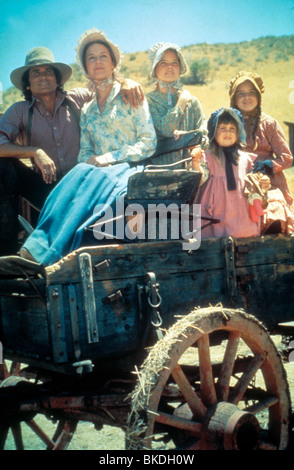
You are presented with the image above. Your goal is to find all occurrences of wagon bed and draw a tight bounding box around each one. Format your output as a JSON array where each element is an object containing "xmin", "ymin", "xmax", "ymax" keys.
[{"xmin": 0, "ymin": 231, "xmax": 293, "ymax": 450}]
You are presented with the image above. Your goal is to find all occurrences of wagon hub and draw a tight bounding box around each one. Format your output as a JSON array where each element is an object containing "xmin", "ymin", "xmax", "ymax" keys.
[{"xmin": 202, "ymin": 402, "xmax": 260, "ymax": 450}]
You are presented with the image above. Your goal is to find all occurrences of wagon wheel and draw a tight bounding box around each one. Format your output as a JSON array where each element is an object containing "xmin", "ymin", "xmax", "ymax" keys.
[
  {"xmin": 0, "ymin": 361, "xmax": 77, "ymax": 450},
  {"xmin": 126, "ymin": 307, "xmax": 291, "ymax": 450}
]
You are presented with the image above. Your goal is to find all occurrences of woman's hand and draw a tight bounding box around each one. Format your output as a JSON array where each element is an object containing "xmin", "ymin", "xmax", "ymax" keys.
[
  {"xmin": 173, "ymin": 130, "xmax": 187, "ymax": 140},
  {"xmin": 177, "ymin": 90, "xmax": 193, "ymax": 111},
  {"xmin": 86, "ymin": 155, "xmax": 112, "ymax": 167},
  {"xmin": 33, "ymin": 149, "xmax": 57, "ymax": 184}
]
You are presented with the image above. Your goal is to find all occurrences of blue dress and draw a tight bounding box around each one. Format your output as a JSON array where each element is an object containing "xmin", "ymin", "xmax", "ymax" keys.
[
  {"xmin": 22, "ymin": 82, "xmax": 156, "ymax": 266},
  {"xmin": 23, "ymin": 162, "xmax": 143, "ymax": 266}
]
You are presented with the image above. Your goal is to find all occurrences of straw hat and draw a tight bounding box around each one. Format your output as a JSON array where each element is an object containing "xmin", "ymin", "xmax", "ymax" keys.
[{"xmin": 10, "ymin": 47, "xmax": 72, "ymax": 90}]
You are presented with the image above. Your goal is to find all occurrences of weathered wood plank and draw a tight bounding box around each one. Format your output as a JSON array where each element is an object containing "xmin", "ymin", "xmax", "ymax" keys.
[{"xmin": 45, "ymin": 238, "xmax": 225, "ymax": 285}]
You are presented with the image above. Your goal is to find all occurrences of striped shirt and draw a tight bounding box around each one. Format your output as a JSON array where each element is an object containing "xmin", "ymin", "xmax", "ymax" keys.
[{"xmin": 0, "ymin": 88, "xmax": 93, "ymax": 176}]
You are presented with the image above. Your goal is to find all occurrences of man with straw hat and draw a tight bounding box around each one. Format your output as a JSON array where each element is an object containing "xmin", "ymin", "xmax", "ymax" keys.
[{"xmin": 0, "ymin": 45, "xmax": 144, "ymax": 255}]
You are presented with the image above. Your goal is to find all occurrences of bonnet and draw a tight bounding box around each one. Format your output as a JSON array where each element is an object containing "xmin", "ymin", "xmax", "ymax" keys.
[
  {"xmin": 76, "ymin": 28, "xmax": 122, "ymax": 75},
  {"xmin": 229, "ymin": 71, "xmax": 265, "ymax": 107},
  {"xmin": 207, "ymin": 107, "xmax": 247, "ymax": 144},
  {"xmin": 148, "ymin": 42, "xmax": 188, "ymax": 78}
]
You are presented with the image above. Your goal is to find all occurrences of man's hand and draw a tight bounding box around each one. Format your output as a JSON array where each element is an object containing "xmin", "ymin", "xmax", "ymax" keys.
[
  {"xmin": 121, "ymin": 79, "xmax": 145, "ymax": 108},
  {"xmin": 33, "ymin": 149, "xmax": 57, "ymax": 184}
]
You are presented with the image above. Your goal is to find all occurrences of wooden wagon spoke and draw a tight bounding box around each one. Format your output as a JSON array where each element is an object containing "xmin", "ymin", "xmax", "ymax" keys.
[
  {"xmin": 216, "ymin": 331, "xmax": 240, "ymax": 401},
  {"xmin": 10, "ymin": 361, "xmax": 21, "ymax": 376},
  {"xmin": 52, "ymin": 419, "xmax": 78, "ymax": 450},
  {"xmin": 171, "ymin": 364, "xmax": 207, "ymax": 419},
  {"xmin": 11, "ymin": 423, "xmax": 24, "ymax": 450},
  {"xmin": 154, "ymin": 410, "xmax": 202, "ymax": 435},
  {"xmin": 26, "ymin": 419, "xmax": 55, "ymax": 449},
  {"xmin": 0, "ymin": 426, "xmax": 9, "ymax": 450},
  {"xmin": 197, "ymin": 334, "xmax": 217, "ymax": 405},
  {"xmin": 230, "ymin": 353, "xmax": 265, "ymax": 405},
  {"xmin": 0, "ymin": 361, "xmax": 9, "ymax": 381},
  {"xmin": 245, "ymin": 395, "xmax": 279, "ymax": 414}
]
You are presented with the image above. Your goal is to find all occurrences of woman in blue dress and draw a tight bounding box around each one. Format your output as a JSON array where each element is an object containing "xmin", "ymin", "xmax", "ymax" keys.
[{"xmin": 20, "ymin": 29, "xmax": 156, "ymax": 266}]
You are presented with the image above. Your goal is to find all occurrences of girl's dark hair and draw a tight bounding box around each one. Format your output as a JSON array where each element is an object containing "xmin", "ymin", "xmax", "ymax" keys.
[
  {"xmin": 21, "ymin": 66, "xmax": 64, "ymax": 101},
  {"xmin": 82, "ymin": 40, "xmax": 117, "ymax": 73},
  {"xmin": 217, "ymin": 111, "xmax": 239, "ymax": 130}
]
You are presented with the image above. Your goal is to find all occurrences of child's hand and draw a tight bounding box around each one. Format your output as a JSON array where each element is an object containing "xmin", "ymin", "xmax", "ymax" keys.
[
  {"xmin": 190, "ymin": 146, "xmax": 204, "ymax": 161},
  {"xmin": 190, "ymin": 146, "xmax": 204, "ymax": 171}
]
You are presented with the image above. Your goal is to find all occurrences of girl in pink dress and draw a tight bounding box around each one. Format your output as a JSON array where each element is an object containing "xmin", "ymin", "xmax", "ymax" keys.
[
  {"xmin": 192, "ymin": 108, "xmax": 260, "ymax": 239},
  {"xmin": 229, "ymin": 71, "xmax": 294, "ymax": 235}
]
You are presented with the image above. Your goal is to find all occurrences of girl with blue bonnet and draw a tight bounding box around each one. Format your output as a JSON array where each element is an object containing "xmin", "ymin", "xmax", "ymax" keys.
[
  {"xmin": 146, "ymin": 42, "xmax": 208, "ymax": 167},
  {"xmin": 192, "ymin": 107, "xmax": 262, "ymax": 239},
  {"xmin": 20, "ymin": 29, "xmax": 156, "ymax": 266}
]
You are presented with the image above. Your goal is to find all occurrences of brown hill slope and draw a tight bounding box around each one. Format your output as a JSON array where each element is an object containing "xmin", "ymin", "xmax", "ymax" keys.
[{"xmin": 2, "ymin": 35, "xmax": 293, "ymax": 135}]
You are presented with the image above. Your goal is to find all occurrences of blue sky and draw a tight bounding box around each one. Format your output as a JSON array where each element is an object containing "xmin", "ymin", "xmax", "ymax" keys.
[{"xmin": 1, "ymin": 0, "xmax": 294, "ymax": 91}]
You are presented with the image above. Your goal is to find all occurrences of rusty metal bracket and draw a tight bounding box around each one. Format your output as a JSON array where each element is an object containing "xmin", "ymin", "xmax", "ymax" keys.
[
  {"xmin": 47, "ymin": 284, "xmax": 68, "ymax": 363},
  {"xmin": 223, "ymin": 237, "xmax": 240, "ymax": 307},
  {"xmin": 93, "ymin": 259, "xmax": 111, "ymax": 272},
  {"xmin": 102, "ymin": 289, "xmax": 124, "ymax": 305},
  {"xmin": 79, "ymin": 253, "xmax": 99, "ymax": 344},
  {"xmin": 68, "ymin": 284, "xmax": 81, "ymax": 361}
]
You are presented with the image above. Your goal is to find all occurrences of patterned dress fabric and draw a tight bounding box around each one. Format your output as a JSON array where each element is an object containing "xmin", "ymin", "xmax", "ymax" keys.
[
  {"xmin": 243, "ymin": 112, "xmax": 294, "ymax": 234},
  {"xmin": 146, "ymin": 88, "xmax": 208, "ymax": 167}
]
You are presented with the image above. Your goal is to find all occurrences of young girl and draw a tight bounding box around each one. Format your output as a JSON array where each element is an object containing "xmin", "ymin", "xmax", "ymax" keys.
[
  {"xmin": 146, "ymin": 42, "xmax": 208, "ymax": 167},
  {"xmin": 192, "ymin": 107, "xmax": 260, "ymax": 239},
  {"xmin": 229, "ymin": 71, "xmax": 294, "ymax": 235}
]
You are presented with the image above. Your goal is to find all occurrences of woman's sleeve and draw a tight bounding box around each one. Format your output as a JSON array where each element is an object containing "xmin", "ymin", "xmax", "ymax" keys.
[
  {"xmin": 105, "ymin": 99, "xmax": 157, "ymax": 163},
  {"xmin": 77, "ymin": 110, "xmax": 95, "ymax": 163},
  {"xmin": 191, "ymin": 98, "xmax": 209, "ymax": 148},
  {"xmin": 265, "ymin": 119, "xmax": 293, "ymax": 172}
]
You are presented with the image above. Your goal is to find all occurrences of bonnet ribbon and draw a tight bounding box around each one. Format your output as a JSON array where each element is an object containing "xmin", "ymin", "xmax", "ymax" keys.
[
  {"xmin": 223, "ymin": 145, "xmax": 238, "ymax": 191},
  {"xmin": 157, "ymin": 79, "xmax": 182, "ymax": 105}
]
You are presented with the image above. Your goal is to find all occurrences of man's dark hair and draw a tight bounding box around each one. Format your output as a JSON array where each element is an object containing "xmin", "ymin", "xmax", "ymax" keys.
[{"xmin": 21, "ymin": 66, "xmax": 64, "ymax": 101}]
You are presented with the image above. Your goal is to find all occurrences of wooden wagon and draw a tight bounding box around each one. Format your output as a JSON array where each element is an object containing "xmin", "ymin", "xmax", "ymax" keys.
[{"xmin": 0, "ymin": 167, "xmax": 293, "ymax": 450}]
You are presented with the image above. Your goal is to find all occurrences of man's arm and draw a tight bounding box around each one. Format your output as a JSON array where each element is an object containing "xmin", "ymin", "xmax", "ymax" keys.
[
  {"xmin": 0, "ymin": 103, "xmax": 56, "ymax": 183},
  {"xmin": 0, "ymin": 142, "xmax": 56, "ymax": 184},
  {"xmin": 120, "ymin": 78, "xmax": 145, "ymax": 108}
]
